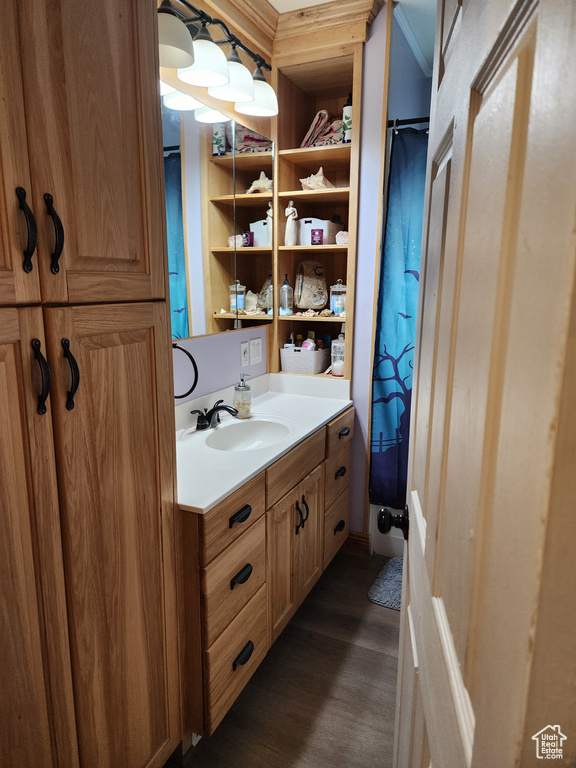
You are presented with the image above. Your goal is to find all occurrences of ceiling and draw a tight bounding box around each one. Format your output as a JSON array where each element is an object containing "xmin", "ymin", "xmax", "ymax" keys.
[{"xmin": 268, "ymin": 0, "xmax": 437, "ymax": 75}]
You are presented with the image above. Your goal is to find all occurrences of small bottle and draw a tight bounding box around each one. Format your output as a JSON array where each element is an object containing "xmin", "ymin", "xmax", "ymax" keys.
[
  {"xmin": 266, "ymin": 282, "xmax": 274, "ymax": 315},
  {"xmin": 330, "ymin": 279, "xmax": 347, "ymax": 315},
  {"xmin": 279, "ymin": 273, "xmax": 293, "ymax": 316},
  {"xmin": 295, "ymin": 334, "xmax": 303, "ymax": 347},
  {"xmin": 233, "ymin": 374, "xmax": 251, "ymax": 419},
  {"xmin": 229, "ymin": 280, "xmax": 246, "ymax": 313},
  {"xmin": 302, "ymin": 331, "xmax": 316, "ymax": 350},
  {"xmin": 331, "ymin": 333, "xmax": 345, "ymax": 376},
  {"xmin": 342, "ymin": 93, "xmax": 352, "ymax": 144}
]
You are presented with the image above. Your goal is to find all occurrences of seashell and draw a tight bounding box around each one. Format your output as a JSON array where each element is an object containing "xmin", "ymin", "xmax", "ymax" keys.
[
  {"xmin": 246, "ymin": 171, "xmax": 273, "ymax": 194},
  {"xmin": 299, "ymin": 167, "xmax": 334, "ymax": 191}
]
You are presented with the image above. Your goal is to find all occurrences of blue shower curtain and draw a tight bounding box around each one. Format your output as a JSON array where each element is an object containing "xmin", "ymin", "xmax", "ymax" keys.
[
  {"xmin": 370, "ymin": 128, "xmax": 428, "ymax": 509},
  {"xmin": 164, "ymin": 152, "xmax": 189, "ymax": 339}
]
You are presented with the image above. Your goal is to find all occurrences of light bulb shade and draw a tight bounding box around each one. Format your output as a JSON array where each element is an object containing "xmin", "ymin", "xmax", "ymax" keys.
[
  {"xmin": 194, "ymin": 106, "xmax": 232, "ymax": 124},
  {"xmin": 163, "ymin": 90, "xmax": 204, "ymax": 111},
  {"xmin": 235, "ymin": 68, "xmax": 278, "ymax": 117},
  {"xmin": 159, "ymin": 80, "xmax": 176, "ymax": 96},
  {"xmin": 207, "ymin": 48, "xmax": 255, "ymax": 103},
  {"xmin": 178, "ymin": 25, "xmax": 229, "ymax": 88},
  {"xmin": 158, "ymin": 10, "xmax": 194, "ymax": 69}
]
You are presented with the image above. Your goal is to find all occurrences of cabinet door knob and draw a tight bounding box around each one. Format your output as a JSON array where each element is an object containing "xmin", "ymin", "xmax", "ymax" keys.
[
  {"xmin": 230, "ymin": 563, "xmax": 253, "ymax": 590},
  {"xmin": 334, "ymin": 519, "xmax": 346, "ymax": 535},
  {"xmin": 232, "ymin": 640, "xmax": 254, "ymax": 671},
  {"xmin": 229, "ymin": 504, "xmax": 252, "ymax": 529},
  {"xmin": 61, "ymin": 338, "xmax": 80, "ymax": 410},
  {"xmin": 31, "ymin": 339, "xmax": 51, "ymax": 416},
  {"xmin": 335, "ymin": 466, "xmax": 347, "ymax": 479},
  {"xmin": 44, "ymin": 193, "xmax": 65, "ymax": 274},
  {"xmin": 16, "ymin": 187, "xmax": 38, "ymax": 273},
  {"xmin": 339, "ymin": 426, "xmax": 351, "ymax": 439}
]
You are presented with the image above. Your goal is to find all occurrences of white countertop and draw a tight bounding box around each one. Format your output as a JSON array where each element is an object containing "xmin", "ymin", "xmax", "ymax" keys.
[{"xmin": 176, "ymin": 377, "xmax": 352, "ymax": 513}]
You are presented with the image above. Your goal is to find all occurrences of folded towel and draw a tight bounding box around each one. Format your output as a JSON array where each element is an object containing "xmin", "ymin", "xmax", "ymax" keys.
[
  {"xmin": 300, "ymin": 110, "xmax": 330, "ymax": 147},
  {"xmin": 313, "ymin": 118, "xmax": 343, "ymax": 146},
  {"xmin": 225, "ymin": 123, "xmax": 272, "ymax": 154}
]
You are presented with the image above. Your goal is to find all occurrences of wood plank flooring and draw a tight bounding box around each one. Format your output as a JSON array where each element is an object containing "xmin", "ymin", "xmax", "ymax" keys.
[{"xmin": 171, "ymin": 551, "xmax": 400, "ymax": 768}]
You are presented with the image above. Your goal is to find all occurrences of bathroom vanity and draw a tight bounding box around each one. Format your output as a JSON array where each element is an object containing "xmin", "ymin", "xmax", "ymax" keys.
[{"xmin": 176, "ymin": 385, "xmax": 353, "ymax": 737}]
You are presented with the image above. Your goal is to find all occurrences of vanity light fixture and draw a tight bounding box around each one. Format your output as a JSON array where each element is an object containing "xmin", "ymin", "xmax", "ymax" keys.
[
  {"xmin": 158, "ymin": 0, "xmax": 195, "ymax": 69},
  {"xmin": 235, "ymin": 67, "xmax": 278, "ymax": 117},
  {"xmin": 163, "ymin": 90, "xmax": 204, "ymax": 111},
  {"xmin": 194, "ymin": 105, "xmax": 232, "ymax": 123},
  {"xmin": 160, "ymin": 80, "xmax": 176, "ymax": 96},
  {"xmin": 207, "ymin": 47, "xmax": 255, "ymax": 104},
  {"xmin": 178, "ymin": 22, "xmax": 230, "ymax": 88}
]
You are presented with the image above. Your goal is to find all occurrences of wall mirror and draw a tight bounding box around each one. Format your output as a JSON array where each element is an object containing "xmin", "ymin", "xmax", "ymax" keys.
[{"xmin": 161, "ymin": 102, "xmax": 274, "ymax": 339}]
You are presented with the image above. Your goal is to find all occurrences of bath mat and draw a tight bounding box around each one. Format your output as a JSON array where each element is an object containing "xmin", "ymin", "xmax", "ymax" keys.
[{"xmin": 368, "ymin": 557, "xmax": 403, "ymax": 611}]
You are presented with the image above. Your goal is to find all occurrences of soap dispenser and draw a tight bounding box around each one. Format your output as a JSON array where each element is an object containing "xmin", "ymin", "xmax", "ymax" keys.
[{"xmin": 233, "ymin": 374, "xmax": 251, "ymax": 419}]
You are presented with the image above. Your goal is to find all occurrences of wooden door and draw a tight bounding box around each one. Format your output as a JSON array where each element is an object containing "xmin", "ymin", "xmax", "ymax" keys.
[
  {"xmin": 293, "ymin": 464, "xmax": 324, "ymax": 605},
  {"xmin": 18, "ymin": 0, "xmax": 166, "ymax": 305},
  {"xmin": 44, "ymin": 302, "xmax": 179, "ymax": 768},
  {"xmin": 0, "ymin": 1, "xmax": 41, "ymax": 305},
  {"xmin": 395, "ymin": 1, "xmax": 576, "ymax": 765},
  {"xmin": 0, "ymin": 308, "xmax": 78, "ymax": 767}
]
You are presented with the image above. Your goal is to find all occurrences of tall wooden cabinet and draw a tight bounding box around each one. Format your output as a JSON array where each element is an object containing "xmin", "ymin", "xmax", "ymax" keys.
[{"xmin": 0, "ymin": 1, "xmax": 179, "ymax": 767}]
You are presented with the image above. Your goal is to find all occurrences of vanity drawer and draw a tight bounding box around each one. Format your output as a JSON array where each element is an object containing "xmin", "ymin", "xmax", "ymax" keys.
[
  {"xmin": 266, "ymin": 427, "xmax": 325, "ymax": 508},
  {"xmin": 323, "ymin": 487, "xmax": 350, "ymax": 569},
  {"xmin": 324, "ymin": 443, "xmax": 351, "ymax": 510},
  {"xmin": 203, "ymin": 584, "xmax": 269, "ymax": 734},
  {"xmin": 201, "ymin": 516, "xmax": 266, "ymax": 647},
  {"xmin": 200, "ymin": 472, "xmax": 265, "ymax": 565},
  {"xmin": 326, "ymin": 407, "xmax": 355, "ymax": 458}
]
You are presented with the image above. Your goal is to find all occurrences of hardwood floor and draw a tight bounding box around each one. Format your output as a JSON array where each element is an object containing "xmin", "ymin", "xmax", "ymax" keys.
[{"xmin": 170, "ymin": 551, "xmax": 400, "ymax": 768}]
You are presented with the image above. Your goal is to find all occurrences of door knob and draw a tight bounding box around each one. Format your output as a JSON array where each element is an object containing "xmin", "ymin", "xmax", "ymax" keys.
[{"xmin": 377, "ymin": 505, "xmax": 409, "ymax": 540}]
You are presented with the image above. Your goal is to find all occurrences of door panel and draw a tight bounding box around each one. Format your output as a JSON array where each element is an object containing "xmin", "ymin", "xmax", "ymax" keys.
[
  {"xmin": 267, "ymin": 491, "xmax": 297, "ymax": 641},
  {"xmin": 293, "ymin": 463, "xmax": 324, "ymax": 604},
  {"xmin": 0, "ymin": 308, "xmax": 77, "ymax": 767},
  {"xmin": 396, "ymin": 1, "xmax": 576, "ymax": 765},
  {"xmin": 0, "ymin": 1, "xmax": 41, "ymax": 305},
  {"xmin": 44, "ymin": 302, "xmax": 179, "ymax": 768},
  {"xmin": 19, "ymin": 0, "xmax": 166, "ymax": 304}
]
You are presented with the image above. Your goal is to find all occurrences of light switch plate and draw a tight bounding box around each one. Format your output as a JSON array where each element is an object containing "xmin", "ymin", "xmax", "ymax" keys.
[
  {"xmin": 240, "ymin": 341, "xmax": 249, "ymax": 367},
  {"xmin": 249, "ymin": 338, "xmax": 262, "ymax": 365}
]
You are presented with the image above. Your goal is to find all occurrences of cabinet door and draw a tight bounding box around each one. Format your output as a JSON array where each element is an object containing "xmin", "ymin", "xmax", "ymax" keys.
[
  {"xmin": 0, "ymin": 308, "xmax": 77, "ymax": 767},
  {"xmin": 44, "ymin": 302, "xmax": 179, "ymax": 768},
  {"xmin": 293, "ymin": 464, "xmax": 324, "ymax": 605},
  {"xmin": 19, "ymin": 0, "xmax": 166, "ymax": 305},
  {"xmin": 267, "ymin": 490, "xmax": 297, "ymax": 641},
  {"xmin": 0, "ymin": 2, "xmax": 41, "ymax": 305}
]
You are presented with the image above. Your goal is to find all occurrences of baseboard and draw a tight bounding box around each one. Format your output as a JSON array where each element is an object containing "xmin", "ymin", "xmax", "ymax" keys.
[{"xmin": 342, "ymin": 531, "xmax": 371, "ymax": 557}]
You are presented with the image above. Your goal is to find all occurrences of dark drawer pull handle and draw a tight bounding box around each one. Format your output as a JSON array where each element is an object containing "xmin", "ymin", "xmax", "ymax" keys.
[
  {"xmin": 335, "ymin": 466, "xmax": 347, "ymax": 479},
  {"xmin": 61, "ymin": 338, "xmax": 80, "ymax": 410},
  {"xmin": 339, "ymin": 426, "xmax": 351, "ymax": 439},
  {"xmin": 44, "ymin": 193, "xmax": 64, "ymax": 274},
  {"xmin": 31, "ymin": 339, "xmax": 51, "ymax": 416},
  {"xmin": 16, "ymin": 186, "xmax": 37, "ymax": 273},
  {"xmin": 295, "ymin": 500, "xmax": 304, "ymax": 535},
  {"xmin": 334, "ymin": 519, "xmax": 346, "ymax": 535},
  {"xmin": 230, "ymin": 563, "xmax": 253, "ymax": 590},
  {"xmin": 301, "ymin": 494, "xmax": 310, "ymax": 524},
  {"xmin": 232, "ymin": 640, "xmax": 254, "ymax": 671},
  {"xmin": 229, "ymin": 504, "xmax": 252, "ymax": 529}
]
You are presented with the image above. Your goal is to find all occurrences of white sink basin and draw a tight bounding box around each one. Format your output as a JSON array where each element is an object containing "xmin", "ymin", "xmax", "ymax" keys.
[{"xmin": 205, "ymin": 415, "xmax": 298, "ymax": 452}]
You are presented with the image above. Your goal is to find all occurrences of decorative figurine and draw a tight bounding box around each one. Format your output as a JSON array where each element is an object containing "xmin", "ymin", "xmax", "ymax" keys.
[
  {"xmin": 284, "ymin": 200, "xmax": 298, "ymax": 246},
  {"xmin": 266, "ymin": 201, "xmax": 273, "ymax": 246}
]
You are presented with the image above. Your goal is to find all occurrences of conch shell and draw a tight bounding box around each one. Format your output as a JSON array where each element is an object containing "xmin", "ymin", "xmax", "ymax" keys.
[
  {"xmin": 300, "ymin": 167, "xmax": 334, "ymax": 190},
  {"xmin": 246, "ymin": 171, "xmax": 273, "ymax": 194}
]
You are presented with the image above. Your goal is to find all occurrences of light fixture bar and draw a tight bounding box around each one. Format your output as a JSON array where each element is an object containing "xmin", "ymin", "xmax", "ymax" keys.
[{"xmin": 168, "ymin": 0, "xmax": 272, "ymax": 73}]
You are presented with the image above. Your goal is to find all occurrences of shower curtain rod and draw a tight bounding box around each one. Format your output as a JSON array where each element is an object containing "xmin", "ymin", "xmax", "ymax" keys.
[
  {"xmin": 387, "ymin": 116, "xmax": 430, "ymax": 128},
  {"xmin": 163, "ymin": 145, "xmax": 180, "ymax": 152}
]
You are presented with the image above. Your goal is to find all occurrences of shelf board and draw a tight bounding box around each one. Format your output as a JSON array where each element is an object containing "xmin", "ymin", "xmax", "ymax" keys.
[
  {"xmin": 210, "ymin": 152, "xmax": 273, "ymax": 171},
  {"xmin": 278, "ymin": 188, "xmax": 350, "ymax": 204},
  {"xmin": 211, "ymin": 247, "xmax": 272, "ymax": 255},
  {"xmin": 210, "ymin": 193, "xmax": 273, "ymax": 207},
  {"xmin": 278, "ymin": 144, "xmax": 351, "ymax": 171},
  {"xmin": 213, "ymin": 313, "xmax": 273, "ymax": 321},
  {"xmin": 278, "ymin": 245, "xmax": 348, "ymax": 252},
  {"xmin": 277, "ymin": 315, "xmax": 346, "ymax": 323}
]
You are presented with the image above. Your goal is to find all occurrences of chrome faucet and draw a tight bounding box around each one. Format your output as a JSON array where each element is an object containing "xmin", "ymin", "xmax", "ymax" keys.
[{"xmin": 191, "ymin": 401, "xmax": 239, "ymax": 431}]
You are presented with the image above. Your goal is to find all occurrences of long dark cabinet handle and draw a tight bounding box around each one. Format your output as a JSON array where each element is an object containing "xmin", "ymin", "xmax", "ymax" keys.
[
  {"xmin": 229, "ymin": 504, "xmax": 252, "ymax": 529},
  {"xmin": 232, "ymin": 641, "xmax": 254, "ymax": 671},
  {"xmin": 301, "ymin": 495, "xmax": 310, "ymax": 524},
  {"xmin": 44, "ymin": 193, "xmax": 64, "ymax": 274},
  {"xmin": 295, "ymin": 500, "xmax": 304, "ymax": 535},
  {"xmin": 16, "ymin": 187, "xmax": 38, "ymax": 273},
  {"xmin": 61, "ymin": 338, "xmax": 80, "ymax": 410},
  {"xmin": 230, "ymin": 563, "xmax": 253, "ymax": 590},
  {"xmin": 31, "ymin": 339, "xmax": 51, "ymax": 415}
]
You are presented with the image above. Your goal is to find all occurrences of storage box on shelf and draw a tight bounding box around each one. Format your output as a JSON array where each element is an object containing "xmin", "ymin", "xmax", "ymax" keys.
[
  {"xmin": 271, "ymin": 48, "xmax": 362, "ymax": 378},
  {"xmin": 201, "ymin": 126, "xmax": 274, "ymax": 333}
]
